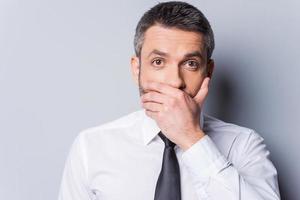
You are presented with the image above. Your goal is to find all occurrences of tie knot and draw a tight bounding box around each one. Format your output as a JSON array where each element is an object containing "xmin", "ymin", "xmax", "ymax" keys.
[{"xmin": 158, "ymin": 131, "xmax": 176, "ymax": 148}]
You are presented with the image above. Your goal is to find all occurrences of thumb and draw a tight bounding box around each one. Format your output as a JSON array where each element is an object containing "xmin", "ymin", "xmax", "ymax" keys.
[{"xmin": 193, "ymin": 77, "xmax": 210, "ymax": 107}]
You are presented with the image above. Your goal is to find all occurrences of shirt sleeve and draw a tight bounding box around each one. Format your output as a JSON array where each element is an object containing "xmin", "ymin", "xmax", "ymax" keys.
[
  {"xmin": 58, "ymin": 132, "xmax": 93, "ymax": 200},
  {"xmin": 181, "ymin": 130, "xmax": 280, "ymax": 200}
]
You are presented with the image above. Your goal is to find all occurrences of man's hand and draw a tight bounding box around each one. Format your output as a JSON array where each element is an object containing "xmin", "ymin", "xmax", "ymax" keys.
[{"xmin": 141, "ymin": 77, "xmax": 210, "ymax": 151}]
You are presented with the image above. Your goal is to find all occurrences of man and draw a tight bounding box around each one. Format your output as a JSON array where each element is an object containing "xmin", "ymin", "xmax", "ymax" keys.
[{"xmin": 58, "ymin": 1, "xmax": 280, "ymax": 200}]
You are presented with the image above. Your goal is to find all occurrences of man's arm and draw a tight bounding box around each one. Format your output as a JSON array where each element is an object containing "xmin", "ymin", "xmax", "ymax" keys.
[
  {"xmin": 181, "ymin": 130, "xmax": 280, "ymax": 200},
  {"xmin": 58, "ymin": 132, "xmax": 92, "ymax": 200}
]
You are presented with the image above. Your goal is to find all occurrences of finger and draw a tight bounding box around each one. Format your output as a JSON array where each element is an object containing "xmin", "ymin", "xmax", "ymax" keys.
[
  {"xmin": 193, "ymin": 77, "xmax": 210, "ymax": 105},
  {"xmin": 145, "ymin": 109, "xmax": 159, "ymax": 120},
  {"xmin": 143, "ymin": 81, "xmax": 182, "ymax": 98},
  {"xmin": 142, "ymin": 102, "xmax": 164, "ymax": 112},
  {"xmin": 141, "ymin": 91, "xmax": 169, "ymax": 104}
]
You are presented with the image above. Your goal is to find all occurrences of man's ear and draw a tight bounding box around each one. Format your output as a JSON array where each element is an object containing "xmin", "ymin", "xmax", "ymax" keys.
[
  {"xmin": 206, "ymin": 59, "xmax": 215, "ymax": 78},
  {"xmin": 130, "ymin": 55, "xmax": 140, "ymax": 86}
]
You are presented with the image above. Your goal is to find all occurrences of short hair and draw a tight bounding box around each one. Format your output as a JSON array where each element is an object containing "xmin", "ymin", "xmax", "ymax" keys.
[{"xmin": 134, "ymin": 1, "xmax": 215, "ymax": 60}]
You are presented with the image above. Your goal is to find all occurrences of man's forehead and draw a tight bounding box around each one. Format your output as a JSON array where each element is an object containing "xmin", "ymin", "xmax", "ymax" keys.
[{"xmin": 142, "ymin": 25, "xmax": 205, "ymax": 57}]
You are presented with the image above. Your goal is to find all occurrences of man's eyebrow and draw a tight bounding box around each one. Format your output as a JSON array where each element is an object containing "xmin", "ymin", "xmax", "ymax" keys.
[
  {"xmin": 147, "ymin": 49, "xmax": 169, "ymax": 58},
  {"xmin": 184, "ymin": 51, "xmax": 204, "ymax": 60},
  {"xmin": 147, "ymin": 49, "xmax": 204, "ymax": 60}
]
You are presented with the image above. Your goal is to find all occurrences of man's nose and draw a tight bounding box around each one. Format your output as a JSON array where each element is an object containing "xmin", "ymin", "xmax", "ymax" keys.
[{"xmin": 163, "ymin": 66, "xmax": 186, "ymax": 90}]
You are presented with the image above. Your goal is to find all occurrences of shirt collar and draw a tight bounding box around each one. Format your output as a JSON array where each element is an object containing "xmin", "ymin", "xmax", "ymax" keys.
[{"xmin": 140, "ymin": 108, "xmax": 204, "ymax": 145}]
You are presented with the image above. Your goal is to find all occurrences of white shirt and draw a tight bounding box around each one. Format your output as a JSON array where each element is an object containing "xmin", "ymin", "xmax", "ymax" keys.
[{"xmin": 58, "ymin": 108, "xmax": 280, "ymax": 200}]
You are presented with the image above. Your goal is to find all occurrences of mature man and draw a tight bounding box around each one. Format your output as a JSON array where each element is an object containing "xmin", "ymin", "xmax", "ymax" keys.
[{"xmin": 58, "ymin": 1, "xmax": 280, "ymax": 199}]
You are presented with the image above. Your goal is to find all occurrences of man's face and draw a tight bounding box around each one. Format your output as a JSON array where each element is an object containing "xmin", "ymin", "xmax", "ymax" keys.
[{"xmin": 131, "ymin": 24, "xmax": 214, "ymax": 98}]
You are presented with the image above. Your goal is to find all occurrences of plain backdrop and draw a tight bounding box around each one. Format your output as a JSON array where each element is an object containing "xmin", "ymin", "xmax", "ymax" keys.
[{"xmin": 0, "ymin": 0, "xmax": 299, "ymax": 199}]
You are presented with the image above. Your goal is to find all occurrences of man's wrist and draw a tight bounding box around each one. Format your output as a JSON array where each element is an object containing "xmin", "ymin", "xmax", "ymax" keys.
[{"xmin": 179, "ymin": 129, "xmax": 205, "ymax": 151}]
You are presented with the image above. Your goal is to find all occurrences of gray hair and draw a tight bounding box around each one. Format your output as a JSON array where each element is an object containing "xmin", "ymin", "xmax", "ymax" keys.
[{"xmin": 134, "ymin": 1, "xmax": 215, "ymax": 60}]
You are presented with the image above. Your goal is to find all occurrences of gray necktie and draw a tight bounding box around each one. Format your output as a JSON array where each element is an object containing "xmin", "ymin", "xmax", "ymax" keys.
[{"xmin": 154, "ymin": 131, "xmax": 181, "ymax": 200}]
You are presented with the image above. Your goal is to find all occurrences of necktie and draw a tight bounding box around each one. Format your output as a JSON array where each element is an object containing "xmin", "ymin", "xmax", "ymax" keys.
[{"xmin": 154, "ymin": 131, "xmax": 181, "ymax": 200}]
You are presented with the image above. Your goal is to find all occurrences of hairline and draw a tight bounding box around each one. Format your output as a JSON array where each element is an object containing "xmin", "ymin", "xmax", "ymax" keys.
[{"xmin": 135, "ymin": 23, "xmax": 211, "ymax": 61}]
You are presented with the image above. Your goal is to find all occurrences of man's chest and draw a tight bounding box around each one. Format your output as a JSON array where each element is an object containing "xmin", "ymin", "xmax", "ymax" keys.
[{"xmin": 86, "ymin": 142, "xmax": 199, "ymax": 200}]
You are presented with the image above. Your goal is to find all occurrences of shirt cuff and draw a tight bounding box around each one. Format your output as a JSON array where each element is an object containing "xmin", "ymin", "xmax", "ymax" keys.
[{"xmin": 181, "ymin": 135, "xmax": 229, "ymax": 179}]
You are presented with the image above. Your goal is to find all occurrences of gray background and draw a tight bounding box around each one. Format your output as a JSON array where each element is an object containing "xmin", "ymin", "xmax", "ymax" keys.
[{"xmin": 0, "ymin": 0, "xmax": 299, "ymax": 199}]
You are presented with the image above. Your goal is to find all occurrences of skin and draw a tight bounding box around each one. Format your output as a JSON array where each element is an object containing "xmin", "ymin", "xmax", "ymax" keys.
[{"xmin": 130, "ymin": 24, "xmax": 214, "ymax": 151}]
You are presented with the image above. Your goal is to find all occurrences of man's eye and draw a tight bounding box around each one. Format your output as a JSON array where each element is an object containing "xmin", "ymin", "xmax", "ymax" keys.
[
  {"xmin": 151, "ymin": 59, "xmax": 164, "ymax": 66},
  {"xmin": 185, "ymin": 60, "xmax": 200, "ymax": 69}
]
